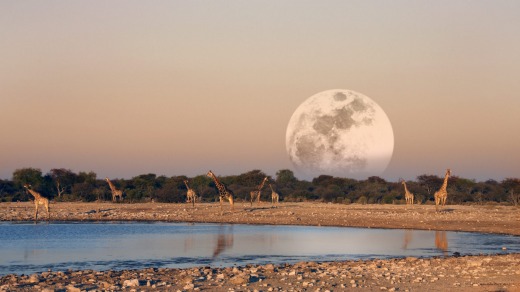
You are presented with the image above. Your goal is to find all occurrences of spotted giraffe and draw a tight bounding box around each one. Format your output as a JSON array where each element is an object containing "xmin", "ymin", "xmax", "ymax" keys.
[
  {"xmin": 183, "ymin": 180, "xmax": 197, "ymax": 207},
  {"xmin": 250, "ymin": 177, "xmax": 268, "ymax": 206},
  {"xmin": 207, "ymin": 170, "xmax": 234, "ymax": 212},
  {"xmin": 23, "ymin": 184, "xmax": 50, "ymax": 221},
  {"xmin": 400, "ymin": 179, "xmax": 414, "ymax": 206},
  {"xmin": 105, "ymin": 178, "xmax": 123, "ymax": 202},
  {"xmin": 434, "ymin": 169, "xmax": 451, "ymax": 212},
  {"xmin": 269, "ymin": 183, "xmax": 279, "ymax": 205}
]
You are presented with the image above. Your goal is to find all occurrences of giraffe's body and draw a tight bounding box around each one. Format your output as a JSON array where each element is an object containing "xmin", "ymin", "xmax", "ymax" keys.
[
  {"xmin": 434, "ymin": 169, "xmax": 451, "ymax": 211},
  {"xmin": 269, "ymin": 184, "xmax": 279, "ymax": 205},
  {"xmin": 207, "ymin": 170, "xmax": 234, "ymax": 212},
  {"xmin": 401, "ymin": 180, "xmax": 414, "ymax": 205},
  {"xmin": 23, "ymin": 185, "xmax": 50, "ymax": 221},
  {"xmin": 183, "ymin": 180, "xmax": 197, "ymax": 207},
  {"xmin": 250, "ymin": 177, "xmax": 268, "ymax": 206},
  {"xmin": 105, "ymin": 178, "xmax": 123, "ymax": 202}
]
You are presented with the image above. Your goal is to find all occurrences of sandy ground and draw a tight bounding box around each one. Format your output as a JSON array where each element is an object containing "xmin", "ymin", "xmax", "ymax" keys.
[{"xmin": 1, "ymin": 201, "xmax": 520, "ymax": 291}]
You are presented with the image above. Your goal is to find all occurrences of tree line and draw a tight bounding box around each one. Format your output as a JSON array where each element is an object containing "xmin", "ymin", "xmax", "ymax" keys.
[{"xmin": 1, "ymin": 168, "xmax": 519, "ymax": 206}]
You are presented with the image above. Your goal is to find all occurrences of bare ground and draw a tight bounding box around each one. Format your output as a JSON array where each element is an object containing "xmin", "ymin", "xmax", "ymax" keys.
[{"xmin": 1, "ymin": 201, "xmax": 520, "ymax": 291}]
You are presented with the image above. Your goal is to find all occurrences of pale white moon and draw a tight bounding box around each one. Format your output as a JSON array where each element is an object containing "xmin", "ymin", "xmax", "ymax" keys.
[{"xmin": 286, "ymin": 89, "xmax": 394, "ymax": 179}]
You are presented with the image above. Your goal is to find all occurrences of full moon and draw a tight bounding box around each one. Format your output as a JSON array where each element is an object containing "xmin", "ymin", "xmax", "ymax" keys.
[{"xmin": 286, "ymin": 89, "xmax": 394, "ymax": 179}]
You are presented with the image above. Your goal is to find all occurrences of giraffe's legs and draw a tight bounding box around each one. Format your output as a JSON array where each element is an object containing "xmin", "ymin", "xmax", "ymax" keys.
[
  {"xmin": 229, "ymin": 196, "xmax": 234, "ymax": 211},
  {"xmin": 34, "ymin": 202, "xmax": 38, "ymax": 221},
  {"xmin": 45, "ymin": 202, "xmax": 50, "ymax": 220}
]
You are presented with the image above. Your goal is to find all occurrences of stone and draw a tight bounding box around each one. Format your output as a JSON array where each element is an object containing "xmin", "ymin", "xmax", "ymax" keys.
[
  {"xmin": 28, "ymin": 274, "xmax": 40, "ymax": 283},
  {"xmin": 123, "ymin": 279, "xmax": 140, "ymax": 287},
  {"xmin": 230, "ymin": 276, "xmax": 247, "ymax": 285},
  {"xmin": 65, "ymin": 285, "xmax": 81, "ymax": 292}
]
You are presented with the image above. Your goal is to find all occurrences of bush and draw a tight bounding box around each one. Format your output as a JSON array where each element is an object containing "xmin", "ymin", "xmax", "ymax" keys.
[{"xmin": 356, "ymin": 196, "xmax": 368, "ymax": 205}]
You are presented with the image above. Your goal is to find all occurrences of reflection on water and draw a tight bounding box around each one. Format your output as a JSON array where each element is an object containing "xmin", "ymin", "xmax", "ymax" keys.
[
  {"xmin": 402, "ymin": 230, "xmax": 413, "ymax": 250},
  {"xmin": 0, "ymin": 222, "xmax": 518, "ymax": 276},
  {"xmin": 402, "ymin": 230, "xmax": 449, "ymax": 255},
  {"xmin": 435, "ymin": 231, "xmax": 448, "ymax": 255},
  {"xmin": 212, "ymin": 225, "xmax": 234, "ymax": 258}
]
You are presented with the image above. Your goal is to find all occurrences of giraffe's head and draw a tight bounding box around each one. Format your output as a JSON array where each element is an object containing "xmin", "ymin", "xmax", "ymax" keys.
[
  {"xmin": 446, "ymin": 169, "xmax": 451, "ymax": 177},
  {"xmin": 183, "ymin": 180, "xmax": 189, "ymax": 184},
  {"xmin": 23, "ymin": 184, "xmax": 31, "ymax": 189},
  {"xmin": 263, "ymin": 177, "xmax": 268, "ymax": 183},
  {"xmin": 105, "ymin": 177, "xmax": 110, "ymax": 182},
  {"xmin": 207, "ymin": 170, "xmax": 214, "ymax": 177}
]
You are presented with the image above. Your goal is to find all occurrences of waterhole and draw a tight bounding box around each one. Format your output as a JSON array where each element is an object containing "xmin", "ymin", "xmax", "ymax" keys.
[{"xmin": 1, "ymin": 222, "xmax": 518, "ymax": 275}]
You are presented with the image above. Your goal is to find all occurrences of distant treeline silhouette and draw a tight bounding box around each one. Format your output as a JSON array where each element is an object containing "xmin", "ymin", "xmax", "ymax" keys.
[{"xmin": 1, "ymin": 168, "xmax": 519, "ymax": 206}]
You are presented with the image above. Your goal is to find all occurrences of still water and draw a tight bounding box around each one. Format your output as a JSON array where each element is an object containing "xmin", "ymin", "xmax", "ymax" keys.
[{"xmin": 0, "ymin": 222, "xmax": 518, "ymax": 276}]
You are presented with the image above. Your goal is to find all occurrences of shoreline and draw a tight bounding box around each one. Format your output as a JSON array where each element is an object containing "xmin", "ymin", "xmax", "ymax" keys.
[{"xmin": 2, "ymin": 202, "xmax": 520, "ymax": 291}]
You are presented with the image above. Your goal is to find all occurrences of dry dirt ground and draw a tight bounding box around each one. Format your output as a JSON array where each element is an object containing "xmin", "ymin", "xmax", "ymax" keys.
[{"xmin": 1, "ymin": 201, "xmax": 520, "ymax": 291}]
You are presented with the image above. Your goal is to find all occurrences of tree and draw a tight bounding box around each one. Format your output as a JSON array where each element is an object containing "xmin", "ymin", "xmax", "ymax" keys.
[
  {"xmin": 417, "ymin": 174, "xmax": 443, "ymax": 200},
  {"xmin": 128, "ymin": 173, "xmax": 158, "ymax": 201},
  {"xmin": 12, "ymin": 168, "xmax": 43, "ymax": 188},
  {"xmin": 502, "ymin": 178, "xmax": 520, "ymax": 206},
  {"xmin": 0, "ymin": 179, "xmax": 16, "ymax": 202},
  {"xmin": 448, "ymin": 176, "xmax": 476, "ymax": 204},
  {"xmin": 49, "ymin": 168, "xmax": 77, "ymax": 198},
  {"xmin": 276, "ymin": 169, "xmax": 298, "ymax": 186}
]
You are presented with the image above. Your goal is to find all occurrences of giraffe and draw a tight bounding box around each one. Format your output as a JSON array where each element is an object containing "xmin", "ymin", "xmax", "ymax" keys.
[
  {"xmin": 183, "ymin": 180, "xmax": 197, "ymax": 207},
  {"xmin": 269, "ymin": 183, "xmax": 279, "ymax": 205},
  {"xmin": 400, "ymin": 179, "xmax": 414, "ymax": 206},
  {"xmin": 105, "ymin": 177, "xmax": 123, "ymax": 202},
  {"xmin": 250, "ymin": 177, "xmax": 268, "ymax": 206},
  {"xmin": 23, "ymin": 184, "xmax": 50, "ymax": 221},
  {"xmin": 434, "ymin": 169, "xmax": 451, "ymax": 212},
  {"xmin": 207, "ymin": 170, "xmax": 234, "ymax": 212}
]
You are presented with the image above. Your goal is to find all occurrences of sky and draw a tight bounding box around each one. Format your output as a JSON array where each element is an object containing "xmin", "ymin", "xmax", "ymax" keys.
[{"xmin": 1, "ymin": 1, "xmax": 519, "ymax": 182}]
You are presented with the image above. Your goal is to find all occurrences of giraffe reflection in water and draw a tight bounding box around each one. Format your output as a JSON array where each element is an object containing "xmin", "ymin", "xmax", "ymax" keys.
[
  {"xmin": 402, "ymin": 230, "xmax": 413, "ymax": 249},
  {"xmin": 402, "ymin": 230, "xmax": 449, "ymax": 255},
  {"xmin": 213, "ymin": 225, "xmax": 234, "ymax": 259},
  {"xmin": 435, "ymin": 231, "xmax": 448, "ymax": 255}
]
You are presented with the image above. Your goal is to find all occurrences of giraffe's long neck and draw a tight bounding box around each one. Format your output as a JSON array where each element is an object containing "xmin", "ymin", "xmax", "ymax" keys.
[
  {"xmin": 210, "ymin": 174, "xmax": 226, "ymax": 194},
  {"xmin": 403, "ymin": 182, "xmax": 409, "ymax": 193},
  {"xmin": 440, "ymin": 174, "xmax": 449, "ymax": 192},
  {"xmin": 184, "ymin": 181, "xmax": 190, "ymax": 190},
  {"xmin": 269, "ymin": 184, "xmax": 274, "ymax": 192},
  {"xmin": 28, "ymin": 189, "xmax": 42, "ymax": 200},
  {"xmin": 257, "ymin": 178, "xmax": 267, "ymax": 192},
  {"xmin": 107, "ymin": 180, "xmax": 116, "ymax": 192}
]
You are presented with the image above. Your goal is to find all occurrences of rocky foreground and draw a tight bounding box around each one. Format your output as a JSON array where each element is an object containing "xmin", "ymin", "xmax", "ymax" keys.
[
  {"xmin": 1, "ymin": 254, "xmax": 520, "ymax": 292},
  {"xmin": 1, "ymin": 202, "xmax": 520, "ymax": 291}
]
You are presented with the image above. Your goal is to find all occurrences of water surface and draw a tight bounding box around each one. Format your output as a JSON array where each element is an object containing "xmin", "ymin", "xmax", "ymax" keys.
[{"xmin": 0, "ymin": 222, "xmax": 518, "ymax": 276}]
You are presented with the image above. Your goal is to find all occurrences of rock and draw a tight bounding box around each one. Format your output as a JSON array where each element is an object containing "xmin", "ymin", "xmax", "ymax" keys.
[
  {"xmin": 264, "ymin": 264, "xmax": 275, "ymax": 271},
  {"xmin": 28, "ymin": 274, "xmax": 40, "ymax": 283},
  {"xmin": 123, "ymin": 279, "xmax": 140, "ymax": 287},
  {"xmin": 183, "ymin": 283, "xmax": 195, "ymax": 290},
  {"xmin": 467, "ymin": 260, "xmax": 482, "ymax": 267},
  {"xmin": 66, "ymin": 284, "xmax": 81, "ymax": 292},
  {"xmin": 230, "ymin": 275, "xmax": 247, "ymax": 285}
]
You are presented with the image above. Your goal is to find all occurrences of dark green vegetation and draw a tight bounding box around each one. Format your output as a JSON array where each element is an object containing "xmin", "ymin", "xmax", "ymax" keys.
[{"xmin": 1, "ymin": 168, "xmax": 519, "ymax": 206}]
